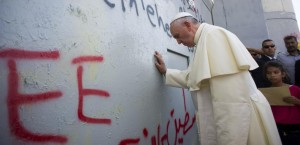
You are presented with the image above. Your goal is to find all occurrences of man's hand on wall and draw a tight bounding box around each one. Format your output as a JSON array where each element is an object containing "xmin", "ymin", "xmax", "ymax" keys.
[{"xmin": 154, "ymin": 51, "xmax": 166, "ymax": 75}]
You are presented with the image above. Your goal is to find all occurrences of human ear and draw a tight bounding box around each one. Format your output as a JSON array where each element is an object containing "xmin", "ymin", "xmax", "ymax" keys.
[
  {"xmin": 183, "ymin": 21, "xmax": 191, "ymax": 28},
  {"xmin": 282, "ymin": 72, "xmax": 286, "ymax": 78}
]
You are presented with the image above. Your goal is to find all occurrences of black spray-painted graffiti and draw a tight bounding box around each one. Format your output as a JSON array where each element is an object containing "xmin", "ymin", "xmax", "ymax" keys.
[
  {"xmin": 103, "ymin": 0, "xmax": 205, "ymax": 38},
  {"xmin": 104, "ymin": 0, "xmax": 171, "ymax": 37}
]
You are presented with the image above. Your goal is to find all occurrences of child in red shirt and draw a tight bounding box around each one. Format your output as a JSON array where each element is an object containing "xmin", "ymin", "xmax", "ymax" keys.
[{"xmin": 264, "ymin": 61, "xmax": 300, "ymax": 145}]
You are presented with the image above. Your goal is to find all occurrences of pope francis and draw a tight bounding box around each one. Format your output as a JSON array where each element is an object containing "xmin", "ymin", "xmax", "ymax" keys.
[{"xmin": 154, "ymin": 12, "xmax": 282, "ymax": 145}]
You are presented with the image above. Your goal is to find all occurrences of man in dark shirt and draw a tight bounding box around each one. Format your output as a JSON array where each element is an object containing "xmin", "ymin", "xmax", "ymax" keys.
[
  {"xmin": 295, "ymin": 59, "xmax": 300, "ymax": 87},
  {"xmin": 250, "ymin": 39, "xmax": 277, "ymax": 88}
]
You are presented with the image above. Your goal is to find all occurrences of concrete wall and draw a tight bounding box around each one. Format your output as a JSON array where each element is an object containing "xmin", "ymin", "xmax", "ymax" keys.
[
  {"xmin": 0, "ymin": 0, "xmax": 208, "ymax": 144},
  {"xmin": 212, "ymin": 0, "xmax": 269, "ymax": 48},
  {"xmin": 262, "ymin": 0, "xmax": 300, "ymax": 53},
  {"xmin": 212, "ymin": 0, "xmax": 300, "ymax": 51}
]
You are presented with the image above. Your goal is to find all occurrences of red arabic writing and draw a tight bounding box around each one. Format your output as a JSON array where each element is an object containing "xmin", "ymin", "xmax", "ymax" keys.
[{"xmin": 119, "ymin": 89, "xmax": 196, "ymax": 145}]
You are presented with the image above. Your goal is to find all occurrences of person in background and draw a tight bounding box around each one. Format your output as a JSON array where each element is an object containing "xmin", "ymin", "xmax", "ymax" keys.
[
  {"xmin": 249, "ymin": 39, "xmax": 277, "ymax": 88},
  {"xmin": 247, "ymin": 47, "xmax": 262, "ymax": 60},
  {"xmin": 277, "ymin": 35, "xmax": 300, "ymax": 84},
  {"xmin": 263, "ymin": 61, "xmax": 300, "ymax": 145},
  {"xmin": 295, "ymin": 59, "xmax": 300, "ymax": 87},
  {"xmin": 247, "ymin": 47, "xmax": 263, "ymax": 59},
  {"xmin": 154, "ymin": 12, "xmax": 281, "ymax": 145}
]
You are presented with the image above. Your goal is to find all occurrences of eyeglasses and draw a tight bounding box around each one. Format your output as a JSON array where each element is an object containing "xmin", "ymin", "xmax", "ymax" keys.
[{"xmin": 263, "ymin": 45, "xmax": 275, "ymax": 48}]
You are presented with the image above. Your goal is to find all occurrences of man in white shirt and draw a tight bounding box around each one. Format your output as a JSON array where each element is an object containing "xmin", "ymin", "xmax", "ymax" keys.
[
  {"xmin": 277, "ymin": 35, "xmax": 300, "ymax": 84},
  {"xmin": 154, "ymin": 12, "xmax": 281, "ymax": 145}
]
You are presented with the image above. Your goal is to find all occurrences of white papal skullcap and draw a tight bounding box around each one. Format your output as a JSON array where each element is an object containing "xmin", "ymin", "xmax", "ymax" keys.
[{"xmin": 171, "ymin": 12, "xmax": 195, "ymax": 23}]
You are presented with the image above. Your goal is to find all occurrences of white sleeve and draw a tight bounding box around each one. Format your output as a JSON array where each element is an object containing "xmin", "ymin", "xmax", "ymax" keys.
[{"xmin": 165, "ymin": 69, "xmax": 189, "ymax": 88}]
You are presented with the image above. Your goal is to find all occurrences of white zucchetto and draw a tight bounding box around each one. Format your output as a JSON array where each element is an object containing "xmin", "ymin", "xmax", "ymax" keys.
[{"xmin": 171, "ymin": 12, "xmax": 195, "ymax": 23}]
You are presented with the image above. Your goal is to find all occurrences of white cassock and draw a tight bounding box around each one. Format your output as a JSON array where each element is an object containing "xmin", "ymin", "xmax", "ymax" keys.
[{"xmin": 165, "ymin": 23, "xmax": 282, "ymax": 145}]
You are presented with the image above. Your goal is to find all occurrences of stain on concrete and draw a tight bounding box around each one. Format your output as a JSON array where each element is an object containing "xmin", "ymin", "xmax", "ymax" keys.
[{"xmin": 68, "ymin": 4, "xmax": 88, "ymax": 23}]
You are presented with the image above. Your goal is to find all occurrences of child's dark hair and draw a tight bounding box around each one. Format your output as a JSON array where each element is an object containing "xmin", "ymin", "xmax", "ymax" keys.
[{"xmin": 263, "ymin": 61, "xmax": 291, "ymax": 84}]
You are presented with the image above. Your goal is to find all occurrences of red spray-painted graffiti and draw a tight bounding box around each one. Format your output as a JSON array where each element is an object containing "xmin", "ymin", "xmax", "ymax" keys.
[
  {"xmin": 0, "ymin": 48, "xmax": 196, "ymax": 144},
  {"xmin": 72, "ymin": 56, "xmax": 111, "ymax": 124},
  {"xmin": 119, "ymin": 89, "xmax": 196, "ymax": 145},
  {"xmin": 0, "ymin": 49, "xmax": 67, "ymax": 143},
  {"xmin": 0, "ymin": 49, "xmax": 112, "ymax": 143}
]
